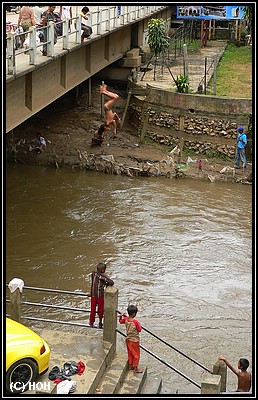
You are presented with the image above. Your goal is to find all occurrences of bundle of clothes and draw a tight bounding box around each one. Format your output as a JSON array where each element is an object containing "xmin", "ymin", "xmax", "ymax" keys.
[{"xmin": 48, "ymin": 360, "xmax": 85, "ymax": 394}]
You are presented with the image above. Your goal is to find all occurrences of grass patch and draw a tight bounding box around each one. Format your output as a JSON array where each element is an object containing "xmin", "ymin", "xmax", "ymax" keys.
[
  {"xmin": 212, "ymin": 43, "xmax": 252, "ymax": 98},
  {"xmin": 218, "ymin": 43, "xmax": 252, "ymax": 64}
]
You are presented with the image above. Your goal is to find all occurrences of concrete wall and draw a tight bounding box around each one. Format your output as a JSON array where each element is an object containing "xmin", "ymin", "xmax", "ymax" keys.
[{"xmin": 128, "ymin": 83, "xmax": 252, "ymax": 158}]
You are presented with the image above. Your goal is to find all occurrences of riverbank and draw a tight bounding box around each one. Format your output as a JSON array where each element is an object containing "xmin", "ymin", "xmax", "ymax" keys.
[{"xmin": 6, "ymin": 82, "xmax": 251, "ymax": 185}]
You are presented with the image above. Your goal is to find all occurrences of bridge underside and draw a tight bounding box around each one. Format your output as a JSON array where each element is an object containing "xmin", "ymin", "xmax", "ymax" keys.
[{"xmin": 6, "ymin": 28, "xmax": 132, "ymax": 133}]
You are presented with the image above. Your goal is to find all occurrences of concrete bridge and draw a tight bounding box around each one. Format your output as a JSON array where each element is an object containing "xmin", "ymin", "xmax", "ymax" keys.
[{"xmin": 6, "ymin": 5, "xmax": 171, "ymax": 133}]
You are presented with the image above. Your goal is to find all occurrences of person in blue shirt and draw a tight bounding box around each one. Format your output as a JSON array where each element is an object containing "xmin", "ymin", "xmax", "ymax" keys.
[{"xmin": 235, "ymin": 126, "xmax": 247, "ymax": 169}]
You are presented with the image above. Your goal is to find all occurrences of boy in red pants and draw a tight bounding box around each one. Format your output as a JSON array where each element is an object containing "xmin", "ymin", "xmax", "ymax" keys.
[
  {"xmin": 89, "ymin": 262, "xmax": 114, "ymax": 328},
  {"xmin": 119, "ymin": 305, "xmax": 143, "ymax": 373}
]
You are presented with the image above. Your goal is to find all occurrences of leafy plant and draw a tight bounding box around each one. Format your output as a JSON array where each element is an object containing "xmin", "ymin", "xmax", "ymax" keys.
[
  {"xmin": 183, "ymin": 148, "xmax": 196, "ymax": 157},
  {"xmin": 147, "ymin": 18, "xmax": 169, "ymax": 57},
  {"xmin": 175, "ymin": 75, "xmax": 189, "ymax": 93}
]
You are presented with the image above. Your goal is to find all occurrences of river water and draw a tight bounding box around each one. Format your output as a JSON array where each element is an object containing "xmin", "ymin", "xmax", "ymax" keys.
[{"xmin": 5, "ymin": 163, "xmax": 252, "ymax": 394}]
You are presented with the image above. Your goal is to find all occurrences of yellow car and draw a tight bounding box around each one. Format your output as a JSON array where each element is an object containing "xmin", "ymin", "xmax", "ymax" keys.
[{"xmin": 6, "ymin": 317, "xmax": 50, "ymax": 394}]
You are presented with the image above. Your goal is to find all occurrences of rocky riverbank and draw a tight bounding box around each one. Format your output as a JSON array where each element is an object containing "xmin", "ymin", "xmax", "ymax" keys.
[{"xmin": 6, "ymin": 83, "xmax": 251, "ymax": 185}]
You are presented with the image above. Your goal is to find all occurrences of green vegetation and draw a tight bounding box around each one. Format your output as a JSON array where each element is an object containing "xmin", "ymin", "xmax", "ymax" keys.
[
  {"xmin": 186, "ymin": 39, "xmax": 200, "ymax": 52},
  {"xmin": 217, "ymin": 43, "xmax": 252, "ymax": 64},
  {"xmin": 205, "ymin": 150, "xmax": 231, "ymax": 161},
  {"xmin": 209, "ymin": 44, "xmax": 252, "ymax": 98},
  {"xmin": 182, "ymin": 148, "xmax": 197, "ymax": 157},
  {"xmin": 182, "ymin": 148, "xmax": 231, "ymax": 161},
  {"xmin": 175, "ymin": 75, "xmax": 189, "ymax": 93},
  {"xmin": 147, "ymin": 18, "xmax": 169, "ymax": 57}
]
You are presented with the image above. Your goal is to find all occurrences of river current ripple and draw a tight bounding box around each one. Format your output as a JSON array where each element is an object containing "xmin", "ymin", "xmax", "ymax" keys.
[{"xmin": 6, "ymin": 165, "xmax": 252, "ymax": 393}]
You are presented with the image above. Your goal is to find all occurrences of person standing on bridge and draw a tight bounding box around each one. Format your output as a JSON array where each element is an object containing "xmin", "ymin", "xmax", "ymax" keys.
[
  {"xmin": 31, "ymin": 5, "xmax": 43, "ymax": 26},
  {"xmin": 17, "ymin": 6, "xmax": 35, "ymax": 47},
  {"xmin": 60, "ymin": 6, "xmax": 72, "ymax": 32},
  {"xmin": 100, "ymin": 84, "xmax": 121, "ymax": 138},
  {"xmin": 41, "ymin": 6, "xmax": 58, "ymax": 56}
]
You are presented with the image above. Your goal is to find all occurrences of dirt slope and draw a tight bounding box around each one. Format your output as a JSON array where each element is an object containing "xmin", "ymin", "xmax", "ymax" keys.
[{"xmin": 6, "ymin": 82, "xmax": 251, "ymax": 185}]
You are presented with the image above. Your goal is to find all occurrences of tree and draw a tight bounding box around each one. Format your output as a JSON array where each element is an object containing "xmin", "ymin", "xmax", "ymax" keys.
[
  {"xmin": 143, "ymin": 17, "xmax": 188, "ymax": 92},
  {"xmin": 147, "ymin": 18, "xmax": 169, "ymax": 80},
  {"xmin": 241, "ymin": 5, "xmax": 252, "ymax": 43},
  {"xmin": 147, "ymin": 18, "xmax": 169, "ymax": 57}
]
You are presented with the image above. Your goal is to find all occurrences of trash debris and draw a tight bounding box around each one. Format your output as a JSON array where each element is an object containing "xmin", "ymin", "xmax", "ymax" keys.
[
  {"xmin": 170, "ymin": 145, "xmax": 180, "ymax": 156},
  {"xmin": 208, "ymin": 174, "xmax": 215, "ymax": 182},
  {"xmin": 177, "ymin": 163, "xmax": 190, "ymax": 172},
  {"xmin": 220, "ymin": 166, "xmax": 235, "ymax": 174},
  {"xmin": 100, "ymin": 155, "xmax": 115, "ymax": 162},
  {"xmin": 186, "ymin": 156, "xmax": 197, "ymax": 164}
]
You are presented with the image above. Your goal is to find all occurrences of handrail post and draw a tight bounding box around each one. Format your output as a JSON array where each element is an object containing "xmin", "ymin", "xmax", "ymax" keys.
[
  {"xmin": 62, "ymin": 19, "xmax": 69, "ymax": 49},
  {"xmin": 213, "ymin": 359, "xmax": 227, "ymax": 392},
  {"xmin": 103, "ymin": 286, "xmax": 118, "ymax": 346},
  {"xmin": 97, "ymin": 9, "xmax": 102, "ymax": 35},
  {"xmin": 201, "ymin": 374, "xmax": 221, "ymax": 394},
  {"xmin": 106, "ymin": 8, "xmax": 110, "ymax": 31},
  {"xmin": 120, "ymin": 7, "xmax": 125, "ymax": 26},
  {"xmin": 127, "ymin": 6, "xmax": 131, "ymax": 23},
  {"xmin": 47, "ymin": 21, "xmax": 55, "ymax": 56},
  {"xmin": 28, "ymin": 26, "xmax": 36, "ymax": 65},
  {"xmin": 8, "ymin": 278, "xmax": 24, "ymax": 322},
  {"xmin": 7, "ymin": 32, "xmax": 15, "ymax": 75},
  {"xmin": 75, "ymin": 15, "xmax": 81, "ymax": 44}
]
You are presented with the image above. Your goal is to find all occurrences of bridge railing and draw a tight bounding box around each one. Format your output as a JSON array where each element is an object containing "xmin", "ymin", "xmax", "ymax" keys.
[{"xmin": 6, "ymin": 5, "xmax": 168, "ymax": 76}]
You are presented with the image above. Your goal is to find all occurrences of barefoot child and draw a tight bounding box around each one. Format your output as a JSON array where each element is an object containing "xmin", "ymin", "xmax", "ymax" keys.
[
  {"xmin": 100, "ymin": 84, "xmax": 121, "ymax": 137},
  {"xmin": 119, "ymin": 305, "xmax": 143, "ymax": 373},
  {"xmin": 89, "ymin": 262, "xmax": 114, "ymax": 328},
  {"xmin": 218, "ymin": 356, "xmax": 251, "ymax": 392}
]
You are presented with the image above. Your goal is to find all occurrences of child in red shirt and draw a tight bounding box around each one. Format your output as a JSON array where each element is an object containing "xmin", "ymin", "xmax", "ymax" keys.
[{"xmin": 119, "ymin": 305, "xmax": 143, "ymax": 373}]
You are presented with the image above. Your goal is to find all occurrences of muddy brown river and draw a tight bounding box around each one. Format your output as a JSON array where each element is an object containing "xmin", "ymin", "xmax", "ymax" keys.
[{"xmin": 6, "ymin": 163, "xmax": 252, "ymax": 394}]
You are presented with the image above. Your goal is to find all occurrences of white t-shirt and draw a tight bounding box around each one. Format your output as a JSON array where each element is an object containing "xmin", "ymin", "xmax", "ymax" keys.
[
  {"xmin": 61, "ymin": 6, "xmax": 72, "ymax": 20},
  {"xmin": 32, "ymin": 6, "xmax": 43, "ymax": 25}
]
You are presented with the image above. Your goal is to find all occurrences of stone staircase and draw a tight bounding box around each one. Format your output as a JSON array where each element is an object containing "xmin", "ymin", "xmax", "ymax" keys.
[
  {"xmin": 31, "ymin": 328, "xmax": 162, "ymax": 395},
  {"xmin": 94, "ymin": 351, "xmax": 162, "ymax": 395}
]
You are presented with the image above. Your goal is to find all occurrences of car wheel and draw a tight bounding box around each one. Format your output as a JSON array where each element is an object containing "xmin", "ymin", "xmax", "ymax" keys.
[{"xmin": 6, "ymin": 358, "xmax": 38, "ymax": 394}]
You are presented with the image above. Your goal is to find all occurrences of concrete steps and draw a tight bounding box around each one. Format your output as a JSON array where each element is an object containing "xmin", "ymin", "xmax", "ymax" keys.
[
  {"xmin": 118, "ymin": 366, "xmax": 148, "ymax": 394},
  {"xmin": 33, "ymin": 328, "xmax": 162, "ymax": 395},
  {"xmin": 94, "ymin": 352, "xmax": 128, "ymax": 394},
  {"xmin": 92, "ymin": 351, "xmax": 162, "ymax": 395},
  {"xmin": 36, "ymin": 328, "xmax": 115, "ymax": 395},
  {"xmin": 141, "ymin": 375, "xmax": 163, "ymax": 395}
]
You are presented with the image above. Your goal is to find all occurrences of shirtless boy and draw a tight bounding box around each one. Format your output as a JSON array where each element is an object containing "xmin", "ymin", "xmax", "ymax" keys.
[
  {"xmin": 218, "ymin": 356, "xmax": 251, "ymax": 392},
  {"xmin": 100, "ymin": 84, "xmax": 121, "ymax": 137}
]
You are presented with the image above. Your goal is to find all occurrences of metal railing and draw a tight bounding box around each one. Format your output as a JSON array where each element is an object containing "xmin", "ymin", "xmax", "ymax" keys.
[
  {"xmin": 6, "ymin": 284, "xmax": 94, "ymax": 328},
  {"xmin": 117, "ymin": 329, "xmax": 202, "ymax": 389},
  {"xmin": 6, "ymin": 282, "xmax": 211, "ymax": 390},
  {"xmin": 6, "ymin": 6, "xmax": 167, "ymax": 76},
  {"xmin": 116, "ymin": 307, "xmax": 212, "ymax": 390}
]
